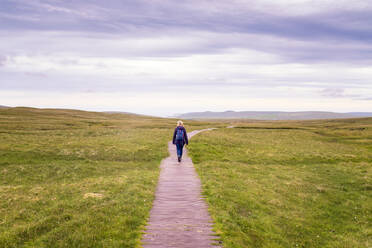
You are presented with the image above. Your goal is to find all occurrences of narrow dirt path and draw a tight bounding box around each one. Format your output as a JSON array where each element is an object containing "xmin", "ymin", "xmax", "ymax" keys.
[{"xmin": 141, "ymin": 128, "xmax": 219, "ymax": 248}]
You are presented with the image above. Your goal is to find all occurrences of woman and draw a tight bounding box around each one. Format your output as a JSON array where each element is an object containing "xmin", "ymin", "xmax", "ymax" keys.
[{"xmin": 172, "ymin": 120, "xmax": 189, "ymax": 162}]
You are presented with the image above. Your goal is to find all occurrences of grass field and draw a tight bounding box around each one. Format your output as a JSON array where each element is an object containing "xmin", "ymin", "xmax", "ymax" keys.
[
  {"xmin": 0, "ymin": 107, "xmax": 215, "ymax": 248},
  {"xmin": 188, "ymin": 118, "xmax": 372, "ymax": 248},
  {"xmin": 2, "ymin": 107, "xmax": 371, "ymax": 248}
]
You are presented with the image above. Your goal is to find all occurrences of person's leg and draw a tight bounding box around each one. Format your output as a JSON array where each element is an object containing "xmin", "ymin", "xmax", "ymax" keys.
[
  {"xmin": 179, "ymin": 143, "xmax": 184, "ymax": 158},
  {"xmin": 176, "ymin": 143, "xmax": 182, "ymax": 161}
]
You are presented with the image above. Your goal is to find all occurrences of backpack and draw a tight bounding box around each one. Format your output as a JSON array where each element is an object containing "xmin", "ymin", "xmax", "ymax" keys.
[{"xmin": 175, "ymin": 128, "xmax": 184, "ymax": 141}]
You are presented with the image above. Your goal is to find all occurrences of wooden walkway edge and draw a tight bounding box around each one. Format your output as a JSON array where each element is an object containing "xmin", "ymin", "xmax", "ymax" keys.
[{"xmin": 141, "ymin": 129, "xmax": 220, "ymax": 248}]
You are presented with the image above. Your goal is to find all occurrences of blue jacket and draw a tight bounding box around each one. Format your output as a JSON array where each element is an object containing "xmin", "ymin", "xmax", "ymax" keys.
[{"xmin": 172, "ymin": 126, "xmax": 188, "ymax": 145}]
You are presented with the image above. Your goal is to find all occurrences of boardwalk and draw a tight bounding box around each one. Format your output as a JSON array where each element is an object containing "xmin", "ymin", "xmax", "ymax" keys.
[{"xmin": 141, "ymin": 129, "xmax": 219, "ymax": 248}]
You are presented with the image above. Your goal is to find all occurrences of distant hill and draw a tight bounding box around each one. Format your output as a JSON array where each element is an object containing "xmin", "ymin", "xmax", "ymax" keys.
[
  {"xmin": 104, "ymin": 111, "xmax": 139, "ymax": 115},
  {"xmin": 0, "ymin": 105, "xmax": 10, "ymax": 108},
  {"xmin": 103, "ymin": 111, "xmax": 158, "ymax": 118},
  {"xmin": 176, "ymin": 111, "xmax": 372, "ymax": 120},
  {"xmin": 349, "ymin": 112, "xmax": 372, "ymax": 117}
]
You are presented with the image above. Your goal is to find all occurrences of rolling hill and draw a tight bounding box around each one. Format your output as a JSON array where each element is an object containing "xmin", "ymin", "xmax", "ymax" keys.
[{"xmin": 177, "ymin": 111, "xmax": 372, "ymax": 120}]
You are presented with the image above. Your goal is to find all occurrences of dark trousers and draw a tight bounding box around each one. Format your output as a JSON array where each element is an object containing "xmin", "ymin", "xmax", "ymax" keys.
[{"xmin": 176, "ymin": 142, "xmax": 184, "ymax": 157}]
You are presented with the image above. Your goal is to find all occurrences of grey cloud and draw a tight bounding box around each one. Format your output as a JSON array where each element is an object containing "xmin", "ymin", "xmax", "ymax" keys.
[
  {"xmin": 2, "ymin": 0, "xmax": 372, "ymax": 43},
  {"xmin": 1, "ymin": 0, "xmax": 372, "ymax": 64},
  {"xmin": 0, "ymin": 68, "xmax": 367, "ymax": 94},
  {"xmin": 24, "ymin": 72, "xmax": 48, "ymax": 78},
  {"xmin": 359, "ymin": 97, "xmax": 372, "ymax": 100},
  {"xmin": 320, "ymin": 88, "xmax": 346, "ymax": 97},
  {"xmin": 319, "ymin": 88, "xmax": 362, "ymax": 99},
  {"xmin": 1, "ymin": 0, "xmax": 372, "ymax": 114},
  {"xmin": 2, "ymin": 29, "xmax": 372, "ymax": 66},
  {"xmin": 0, "ymin": 55, "xmax": 6, "ymax": 66}
]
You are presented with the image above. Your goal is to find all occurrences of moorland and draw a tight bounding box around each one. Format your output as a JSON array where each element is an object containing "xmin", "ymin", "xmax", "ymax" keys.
[
  {"xmin": 0, "ymin": 107, "xmax": 370, "ymax": 248},
  {"xmin": 188, "ymin": 118, "xmax": 372, "ymax": 248},
  {"xmin": 0, "ymin": 107, "xmax": 213, "ymax": 247}
]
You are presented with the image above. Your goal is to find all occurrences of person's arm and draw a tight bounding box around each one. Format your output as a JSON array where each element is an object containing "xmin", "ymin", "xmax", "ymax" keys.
[
  {"xmin": 184, "ymin": 128, "xmax": 189, "ymax": 145},
  {"xmin": 172, "ymin": 128, "xmax": 177, "ymax": 144}
]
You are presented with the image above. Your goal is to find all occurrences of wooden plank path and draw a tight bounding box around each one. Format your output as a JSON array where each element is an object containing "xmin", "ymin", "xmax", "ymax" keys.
[{"xmin": 141, "ymin": 129, "xmax": 219, "ymax": 248}]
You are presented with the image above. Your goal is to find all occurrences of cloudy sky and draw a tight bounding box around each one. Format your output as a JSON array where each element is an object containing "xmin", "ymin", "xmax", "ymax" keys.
[{"xmin": 1, "ymin": 0, "xmax": 372, "ymax": 116}]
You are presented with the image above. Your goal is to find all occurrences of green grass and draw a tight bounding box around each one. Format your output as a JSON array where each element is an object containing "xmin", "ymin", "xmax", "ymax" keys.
[
  {"xmin": 188, "ymin": 118, "xmax": 372, "ymax": 248},
  {"xmin": 0, "ymin": 107, "xmax": 215, "ymax": 248},
  {"xmin": 4, "ymin": 107, "xmax": 370, "ymax": 247}
]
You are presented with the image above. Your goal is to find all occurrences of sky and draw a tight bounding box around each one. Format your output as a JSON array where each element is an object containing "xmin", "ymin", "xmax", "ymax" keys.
[{"xmin": 1, "ymin": 0, "xmax": 372, "ymax": 116}]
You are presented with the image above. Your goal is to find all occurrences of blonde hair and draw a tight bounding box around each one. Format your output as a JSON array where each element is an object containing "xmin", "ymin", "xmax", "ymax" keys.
[{"xmin": 177, "ymin": 120, "xmax": 184, "ymax": 126}]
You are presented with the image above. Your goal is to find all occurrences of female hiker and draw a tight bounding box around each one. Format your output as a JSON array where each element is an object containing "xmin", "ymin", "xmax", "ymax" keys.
[{"xmin": 172, "ymin": 120, "xmax": 188, "ymax": 162}]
